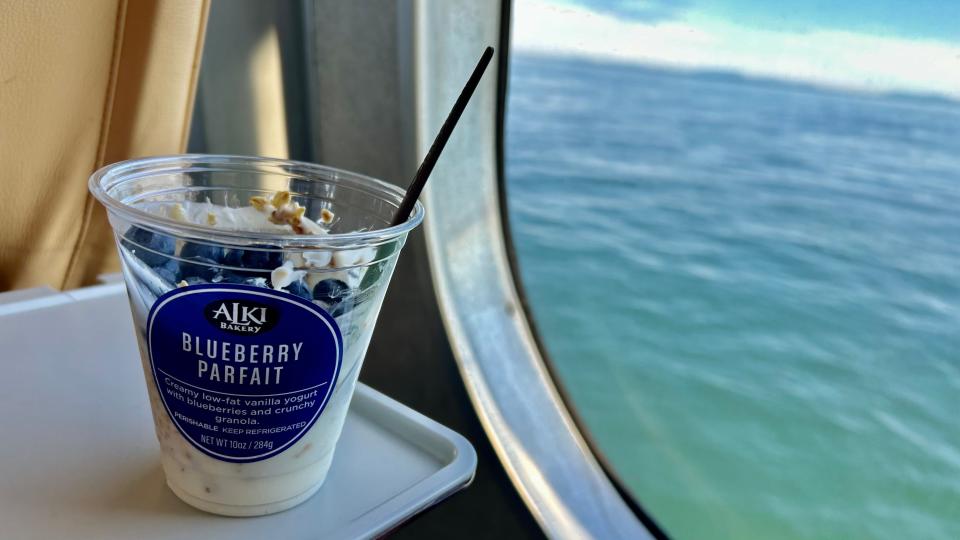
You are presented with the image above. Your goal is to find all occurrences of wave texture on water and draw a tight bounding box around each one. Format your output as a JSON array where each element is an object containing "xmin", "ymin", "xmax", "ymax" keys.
[{"xmin": 505, "ymin": 53, "xmax": 960, "ymax": 540}]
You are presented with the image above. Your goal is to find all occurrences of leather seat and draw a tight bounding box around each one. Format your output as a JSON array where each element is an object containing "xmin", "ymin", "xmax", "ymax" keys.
[{"xmin": 0, "ymin": 0, "xmax": 209, "ymax": 290}]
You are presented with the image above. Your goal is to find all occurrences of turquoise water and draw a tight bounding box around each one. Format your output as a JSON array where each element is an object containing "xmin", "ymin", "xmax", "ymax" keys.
[{"xmin": 505, "ymin": 54, "xmax": 960, "ymax": 539}]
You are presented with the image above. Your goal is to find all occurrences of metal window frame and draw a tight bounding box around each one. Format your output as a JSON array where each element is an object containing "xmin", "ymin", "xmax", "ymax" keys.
[
  {"xmin": 493, "ymin": 4, "xmax": 669, "ymax": 538},
  {"xmin": 415, "ymin": 1, "xmax": 657, "ymax": 538}
]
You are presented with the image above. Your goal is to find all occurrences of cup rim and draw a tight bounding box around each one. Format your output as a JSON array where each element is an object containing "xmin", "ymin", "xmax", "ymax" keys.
[{"xmin": 89, "ymin": 154, "xmax": 425, "ymax": 247}]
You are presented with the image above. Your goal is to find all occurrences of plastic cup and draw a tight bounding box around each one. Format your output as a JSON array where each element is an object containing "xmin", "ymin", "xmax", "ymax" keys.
[{"xmin": 89, "ymin": 155, "xmax": 424, "ymax": 516}]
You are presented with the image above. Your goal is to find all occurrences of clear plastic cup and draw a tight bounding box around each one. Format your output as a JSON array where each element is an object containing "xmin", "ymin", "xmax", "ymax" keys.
[{"xmin": 89, "ymin": 155, "xmax": 424, "ymax": 516}]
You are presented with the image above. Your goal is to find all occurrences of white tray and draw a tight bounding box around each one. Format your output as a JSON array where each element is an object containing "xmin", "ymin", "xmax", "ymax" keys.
[{"xmin": 0, "ymin": 282, "xmax": 476, "ymax": 539}]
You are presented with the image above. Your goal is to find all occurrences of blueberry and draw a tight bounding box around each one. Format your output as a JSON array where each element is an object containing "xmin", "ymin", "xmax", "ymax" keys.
[
  {"xmin": 283, "ymin": 281, "xmax": 311, "ymax": 299},
  {"xmin": 329, "ymin": 299, "xmax": 354, "ymax": 318},
  {"xmin": 312, "ymin": 280, "xmax": 354, "ymax": 317},
  {"xmin": 180, "ymin": 242, "xmax": 226, "ymax": 264},
  {"xmin": 178, "ymin": 257, "xmax": 219, "ymax": 281},
  {"xmin": 155, "ymin": 260, "xmax": 181, "ymax": 284},
  {"xmin": 122, "ymin": 227, "xmax": 175, "ymax": 267},
  {"xmin": 312, "ymin": 279, "xmax": 349, "ymax": 304},
  {"xmin": 224, "ymin": 245, "xmax": 283, "ymax": 271}
]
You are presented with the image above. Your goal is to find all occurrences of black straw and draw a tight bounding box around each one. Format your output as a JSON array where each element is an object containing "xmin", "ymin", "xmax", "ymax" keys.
[{"xmin": 391, "ymin": 46, "xmax": 495, "ymax": 226}]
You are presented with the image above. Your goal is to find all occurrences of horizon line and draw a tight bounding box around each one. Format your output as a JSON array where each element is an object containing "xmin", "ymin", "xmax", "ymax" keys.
[{"xmin": 510, "ymin": 47, "xmax": 960, "ymax": 107}]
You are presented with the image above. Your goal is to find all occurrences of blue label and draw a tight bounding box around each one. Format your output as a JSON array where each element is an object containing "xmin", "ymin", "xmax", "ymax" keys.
[{"xmin": 147, "ymin": 284, "xmax": 342, "ymax": 462}]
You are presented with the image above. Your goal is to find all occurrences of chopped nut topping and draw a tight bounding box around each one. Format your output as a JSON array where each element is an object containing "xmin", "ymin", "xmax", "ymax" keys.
[
  {"xmin": 266, "ymin": 191, "xmax": 310, "ymax": 233},
  {"xmin": 271, "ymin": 191, "xmax": 292, "ymax": 208},
  {"xmin": 170, "ymin": 203, "xmax": 187, "ymax": 222},
  {"xmin": 320, "ymin": 208, "xmax": 335, "ymax": 224},
  {"xmin": 249, "ymin": 196, "xmax": 269, "ymax": 211},
  {"xmin": 177, "ymin": 280, "xmax": 188, "ymax": 288},
  {"xmin": 247, "ymin": 191, "xmax": 325, "ymax": 235}
]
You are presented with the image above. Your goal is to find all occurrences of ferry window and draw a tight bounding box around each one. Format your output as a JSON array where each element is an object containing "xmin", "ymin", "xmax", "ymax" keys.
[{"xmin": 504, "ymin": 1, "xmax": 960, "ymax": 538}]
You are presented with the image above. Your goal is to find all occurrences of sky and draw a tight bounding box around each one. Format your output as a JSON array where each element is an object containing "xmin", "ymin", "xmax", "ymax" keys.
[{"xmin": 512, "ymin": 0, "xmax": 960, "ymax": 98}]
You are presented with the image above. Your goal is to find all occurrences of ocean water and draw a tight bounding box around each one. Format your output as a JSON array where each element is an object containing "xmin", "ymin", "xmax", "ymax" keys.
[{"xmin": 505, "ymin": 53, "xmax": 960, "ymax": 540}]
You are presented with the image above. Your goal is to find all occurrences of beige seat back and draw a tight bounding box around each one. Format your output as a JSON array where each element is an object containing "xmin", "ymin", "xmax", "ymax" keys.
[{"xmin": 0, "ymin": 0, "xmax": 209, "ymax": 290}]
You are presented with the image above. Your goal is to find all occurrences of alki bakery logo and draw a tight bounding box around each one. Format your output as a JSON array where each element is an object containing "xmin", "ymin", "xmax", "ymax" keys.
[{"xmin": 204, "ymin": 299, "xmax": 280, "ymax": 335}]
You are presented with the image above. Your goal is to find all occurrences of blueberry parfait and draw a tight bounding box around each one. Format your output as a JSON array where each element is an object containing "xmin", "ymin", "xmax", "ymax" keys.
[{"xmin": 116, "ymin": 191, "xmax": 393, "ymax": 515}]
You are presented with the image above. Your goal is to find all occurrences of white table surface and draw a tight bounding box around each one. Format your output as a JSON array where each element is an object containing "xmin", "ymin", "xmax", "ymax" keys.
[{"xmin": 0, "ymin": 283, "xmax": 476, "ymax": 539}]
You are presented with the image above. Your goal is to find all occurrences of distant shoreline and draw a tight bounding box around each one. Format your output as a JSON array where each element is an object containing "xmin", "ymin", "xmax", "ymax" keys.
[{"xmin": 511, "ymin": 49, "xmax": 960, "ymax": 111}]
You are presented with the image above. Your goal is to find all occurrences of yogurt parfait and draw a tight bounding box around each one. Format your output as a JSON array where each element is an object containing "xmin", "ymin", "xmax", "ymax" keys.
[{"xmin": 89, "ymin": 155, "xmax": 424, "ymax": 516}]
